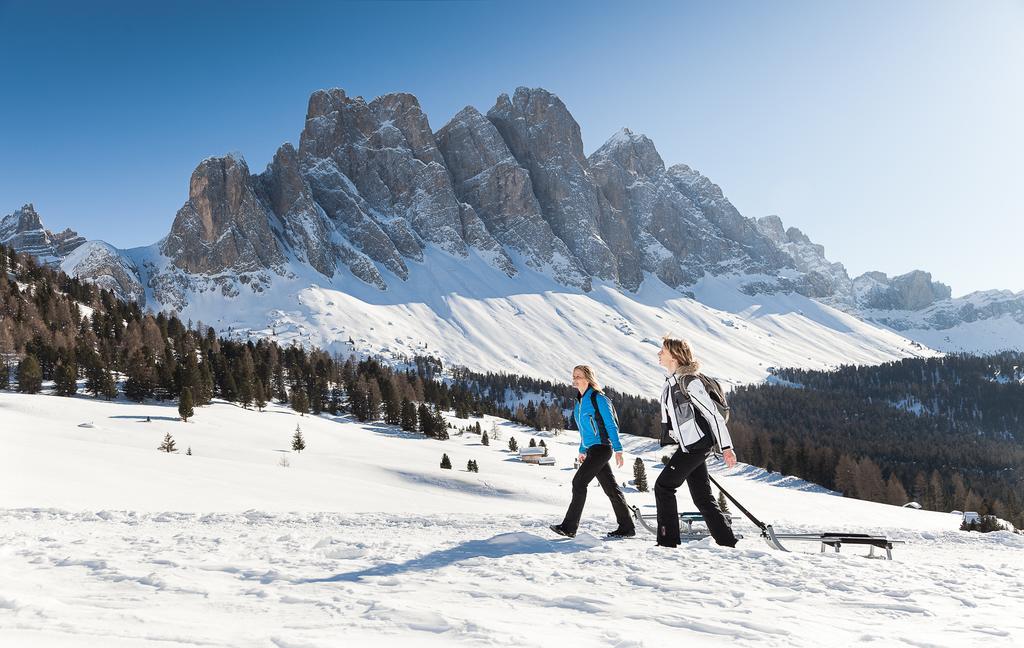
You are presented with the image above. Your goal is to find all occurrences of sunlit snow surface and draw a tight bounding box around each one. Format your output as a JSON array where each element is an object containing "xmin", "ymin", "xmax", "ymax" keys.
[{"xmin": 3, "ymin": 391, "xmax": 1022, "ymax": 647}]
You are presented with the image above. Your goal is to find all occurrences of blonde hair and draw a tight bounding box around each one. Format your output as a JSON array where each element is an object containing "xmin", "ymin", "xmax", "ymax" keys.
[
  {"xmin": 572, "ymin": 365, "xmax": 603, "ymax": 393},
  {"xmin": 662, "ymin": 336, "xmax": 701, "ymax": 376}
]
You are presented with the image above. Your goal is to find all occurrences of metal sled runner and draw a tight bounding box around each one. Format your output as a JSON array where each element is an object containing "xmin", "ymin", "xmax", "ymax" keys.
[
  {"xmin": 629, "ymin": 505, "xmax": 741, "ymax": 542},
  {"xmin": 708, "ymin": 474, "xmax": 906, "ymax": 560}
]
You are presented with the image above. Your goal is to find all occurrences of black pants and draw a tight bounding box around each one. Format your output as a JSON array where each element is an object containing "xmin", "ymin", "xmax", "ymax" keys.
[
  {"xmin": 654, "ymin": 449, "xmax": 737, "ymax": 547},
  {"xmin": 560, "ymin": 444, "xmax": 635, "ymax": 534}
]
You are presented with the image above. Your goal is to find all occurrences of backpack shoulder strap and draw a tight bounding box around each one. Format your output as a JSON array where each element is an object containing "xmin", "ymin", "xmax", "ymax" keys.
[{"xmin": 590, "ymin": 390, "xmax": 610, "ymax": 445}]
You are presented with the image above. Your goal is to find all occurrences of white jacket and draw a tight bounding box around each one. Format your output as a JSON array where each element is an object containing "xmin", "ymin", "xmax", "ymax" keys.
[{"xmin": 660, "ymin": 373, "xmax": 733, "ymax": 452}]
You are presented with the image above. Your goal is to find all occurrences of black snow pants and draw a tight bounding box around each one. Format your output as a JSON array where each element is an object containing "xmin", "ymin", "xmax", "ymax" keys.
[
  {"xmin": 654, "ymin": 448, "xmax": 737, "ymax": 547},
  {"xmin": 560, "ymin": 444, "xmax": 635, "ymax": 535}
]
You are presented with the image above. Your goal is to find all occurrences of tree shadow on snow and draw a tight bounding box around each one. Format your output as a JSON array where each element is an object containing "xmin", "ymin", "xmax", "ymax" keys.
[
  {"xmin": 108, "ymin": 415, "xmax": 182, "ymax": 422},
  {"xmin": 299, "ymin": 532, "xmax": 599, "ymax": 584}
]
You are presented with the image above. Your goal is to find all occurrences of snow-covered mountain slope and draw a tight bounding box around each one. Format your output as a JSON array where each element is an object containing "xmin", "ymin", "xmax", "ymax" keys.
[
  {"xmin": 2, "ymin": 391, "xmax": 1022, "ymax": 647},
  {"xmin": 140, "ymin": 245, "xmax": 933, "ymax": 396}
]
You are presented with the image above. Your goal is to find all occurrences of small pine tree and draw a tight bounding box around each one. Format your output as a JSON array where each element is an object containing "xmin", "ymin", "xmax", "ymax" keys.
[
  {"xmin": 508, "ymin": 437, "xmax": 518, "ymax": 453},
  {"xmin": 481, "ymin": 430, "xmax": 489, "ymax": 446},
  {"xmin": 529, "ymin": 437, "xmax": 537, "ymax": 448},
  {"xmin": 292, "ymin": 424, "xmax": 305, "ymax": 452},
  {"xmin": 158, "ymin": 432, "xmax": 177, "ymax": 453},
  {"xmin": 178, "ymin": 387, "xmax": 194, "ymax": 422},
  {"xmin": 633, "ymin": 458, "xmax": 649, "ymax": 492},
  {"xmin": 0, "ymin": 361, "xmax": 9, "ymax": 390},
  {"xmin": 717, "ymin": 489, "xmax": 730, "ymax": 514},
  {"xmin": 466, "ymin": 459, "xmax": 475, "ymax": 472},
  {"xmin": 539, "ymin": 439, "xmax": 548, "ymax": 456},
  {"xmin": 186, "ymin": 446, "xmax": 192, "ymax": 456},
  {"xmin": 490, "ymin": 422, "xmax": 500, "ymax": 441},
  {"xmin": 440, "ymin": 453, "xmax": 452, "ymax": 469}
]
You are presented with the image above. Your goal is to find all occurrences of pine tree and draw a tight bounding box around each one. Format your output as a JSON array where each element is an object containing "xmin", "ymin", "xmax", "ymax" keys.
[
  {"xmin": 433, "ymin": 406, "xmax": 449, "ymax": 440},
  {"xmin": 508, "ymin": 437, "xmax": 518, "ymax": 452},
  {"xmin": 717, "ymin": 489, "xmax": 730, "ymax": 514},
  {"xmin": 529, "ymin": 437, "xmax": 537, "ymax": 448},
  {"xmin": 366, "ymin": 378, "xmax": 383, "ymax": 422},
  {"xmin": 292, "ymin": 424, "xmax": 305, "ymax": 452},
  {"xmin": 418, "ymin": 403, "xmax": 433, "ymax": 437},
  {"xmin": 382, "ymin": 378, "xmax": 401, "ymax": 425},
  {"xmin": 834, "ymin": 454, "xmax": 859, "ymax": 498},
  {"xmin": 440, "ymin": 453, "xmax": 452, "ymax": 469},
  {"xmin": 178, "ymin": 387, "xmax": 194, "ymax": 422},
  {"xmin": 54, "ymin": 360, "xmax": 78, "ymax": 396},
  {"xmin": 400, "ymin": 398, "xmax": 417, "ymax": 431},
  {"xmin": 885, "ymin": 475, "xmax": 908, "ymax": 506},
  {"xmin": 291, "ymin": 387, "xmax": 308, "ymax": 416},
  {"xmin": 124, "ymin": 351, "xmax": 154, "ymax": 402},
  {"xmin": 481, "ymin": 430, "xmax": 489, "ymax": 446},
  {"xmin": 0, "ymin": 361, "xmax": 8, "ymax": 390},
  {"xmin": 101, "ymin": 368, "xmax": 118, "ymax": 401},
  {"xmin": 254, "ymin": 379, "xmax": 266, "ymax": 412},
  {"xmin": 186, "ymin": 446, "xmax": 192, "ymax": 456},
  {"xmin": 633, "ymin": 458, "xmax": 649, "ymax": 492},
  {"xmin": 158, "ymin": 432, "xmax": 177, "ymax": 453},
  {"xmin": 16, "ymin": 355, "xmax": 42, "ymax": 393}
]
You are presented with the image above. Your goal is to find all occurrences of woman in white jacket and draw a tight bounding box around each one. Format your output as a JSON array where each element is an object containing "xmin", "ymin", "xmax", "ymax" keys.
[{"xmin": 654, "ymin": 336, "xmax": 738, "ymax": 548}]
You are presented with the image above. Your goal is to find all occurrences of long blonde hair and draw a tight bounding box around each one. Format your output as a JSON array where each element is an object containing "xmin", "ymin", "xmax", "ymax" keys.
[
  {"xmin": 572, "ymin": 365, "xmax": 603, "ymax": 393},
  {"xmin": 662, "ymin": 336, "xmax": 701, "ymax": 376}
]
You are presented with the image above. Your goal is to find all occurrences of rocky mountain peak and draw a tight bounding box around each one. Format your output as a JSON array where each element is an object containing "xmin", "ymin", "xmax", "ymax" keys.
[
  {"xmin": 1, "ymin": 203, "xmax": 85, "ymax": 261},
  {"xmin": 591, "ymin": 128, "xmax": 665, "ymax": 178},
  {"xmin": 162, "ymin": 153, "xmax": 286, "ymax": 276}
]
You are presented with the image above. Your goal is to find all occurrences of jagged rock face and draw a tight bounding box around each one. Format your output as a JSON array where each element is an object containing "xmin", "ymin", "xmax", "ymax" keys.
[
  {"xmin": 162, "ymin": 154, "xmax": 287, "ymax": 276},
  {"xmin": 668, "ymin": 165, "xmax": 791, "ymax": 275},
  {"xmin": 258, "ymin": 143, "xmax": 338, "ymax": 278},
  {"xmin": 0, "ymin": 204, "xmax": 85, "ymax": 262},
  {"xmin": 299, "ymin": 89, "xmax": 514, "ymax": 275},
  {"xmin": 301, "ymin": 156, "xmax": 402, "ymax": 287},
  {"xmin": 487, "ymin": 87, "xmax": 621, "ymax": 285},
  {"xmin": 435, "ymin": 106, "xmax": 588, "ymax": 288},
  {"xmin": 854, "ymin": 270, "xmax": 952, "ymax": 311},
  {"xmin": 60, "ymin": 241, "xmax": 145, "ymax": 305},
  {"xmin": 589, "ymin": 129, "xmax": 781, "ymax": 288},
  {"xmin": 755, "ymin": 215, "xmax": 853, "ymax": 302}
]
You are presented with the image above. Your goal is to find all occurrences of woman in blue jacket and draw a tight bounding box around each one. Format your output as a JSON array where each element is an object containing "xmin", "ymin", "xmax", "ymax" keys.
[{"xmin": 550, "ymin": 365, "xmax": 636, "ymax": 538}]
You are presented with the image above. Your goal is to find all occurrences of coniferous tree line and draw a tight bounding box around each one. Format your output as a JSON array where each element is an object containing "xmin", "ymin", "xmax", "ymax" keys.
[{"xmin": 727, "ymin": 360, "xmax": 1024, "ymax": 528}]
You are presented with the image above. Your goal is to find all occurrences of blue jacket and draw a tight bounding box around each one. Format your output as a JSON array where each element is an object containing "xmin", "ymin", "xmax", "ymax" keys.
[{"xmin": 574, "ymin": 387, "xmax": 623, "ymax": 453}]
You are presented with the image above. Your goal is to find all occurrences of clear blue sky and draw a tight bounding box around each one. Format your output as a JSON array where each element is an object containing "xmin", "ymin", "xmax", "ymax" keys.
[{"xmin": 1, "ymin": 0, "xmax": 1021, "ymax": 296}]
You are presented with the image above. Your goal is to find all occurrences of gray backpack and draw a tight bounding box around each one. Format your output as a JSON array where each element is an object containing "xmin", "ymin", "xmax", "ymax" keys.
[{"xmin": 683, "ymin": 373, "xmax": 730, "ymax": 424}]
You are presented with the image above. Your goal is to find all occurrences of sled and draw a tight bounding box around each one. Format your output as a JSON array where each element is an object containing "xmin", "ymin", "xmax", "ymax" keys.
[
  {"xmin": 707, "ymin": 474, "xmax": 906, "ymax": 560},
  {"xmin": 761, "ymin": 527, "xmax": 905, "ymax": 560},
  {"xmin": 629, "ymin": 505, "xmax": 741, "ymax": 542}
]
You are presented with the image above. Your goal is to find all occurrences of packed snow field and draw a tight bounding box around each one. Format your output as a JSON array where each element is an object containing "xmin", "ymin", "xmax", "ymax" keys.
[{"xmin": 2, "ymin": 392, "xmax": 1022, "ymax": 647}]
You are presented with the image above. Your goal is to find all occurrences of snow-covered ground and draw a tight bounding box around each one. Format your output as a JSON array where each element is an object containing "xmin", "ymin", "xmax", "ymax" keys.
[{"xmin": 2, "ymin": 391, "xmax": 1022, "ymax": 647}]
